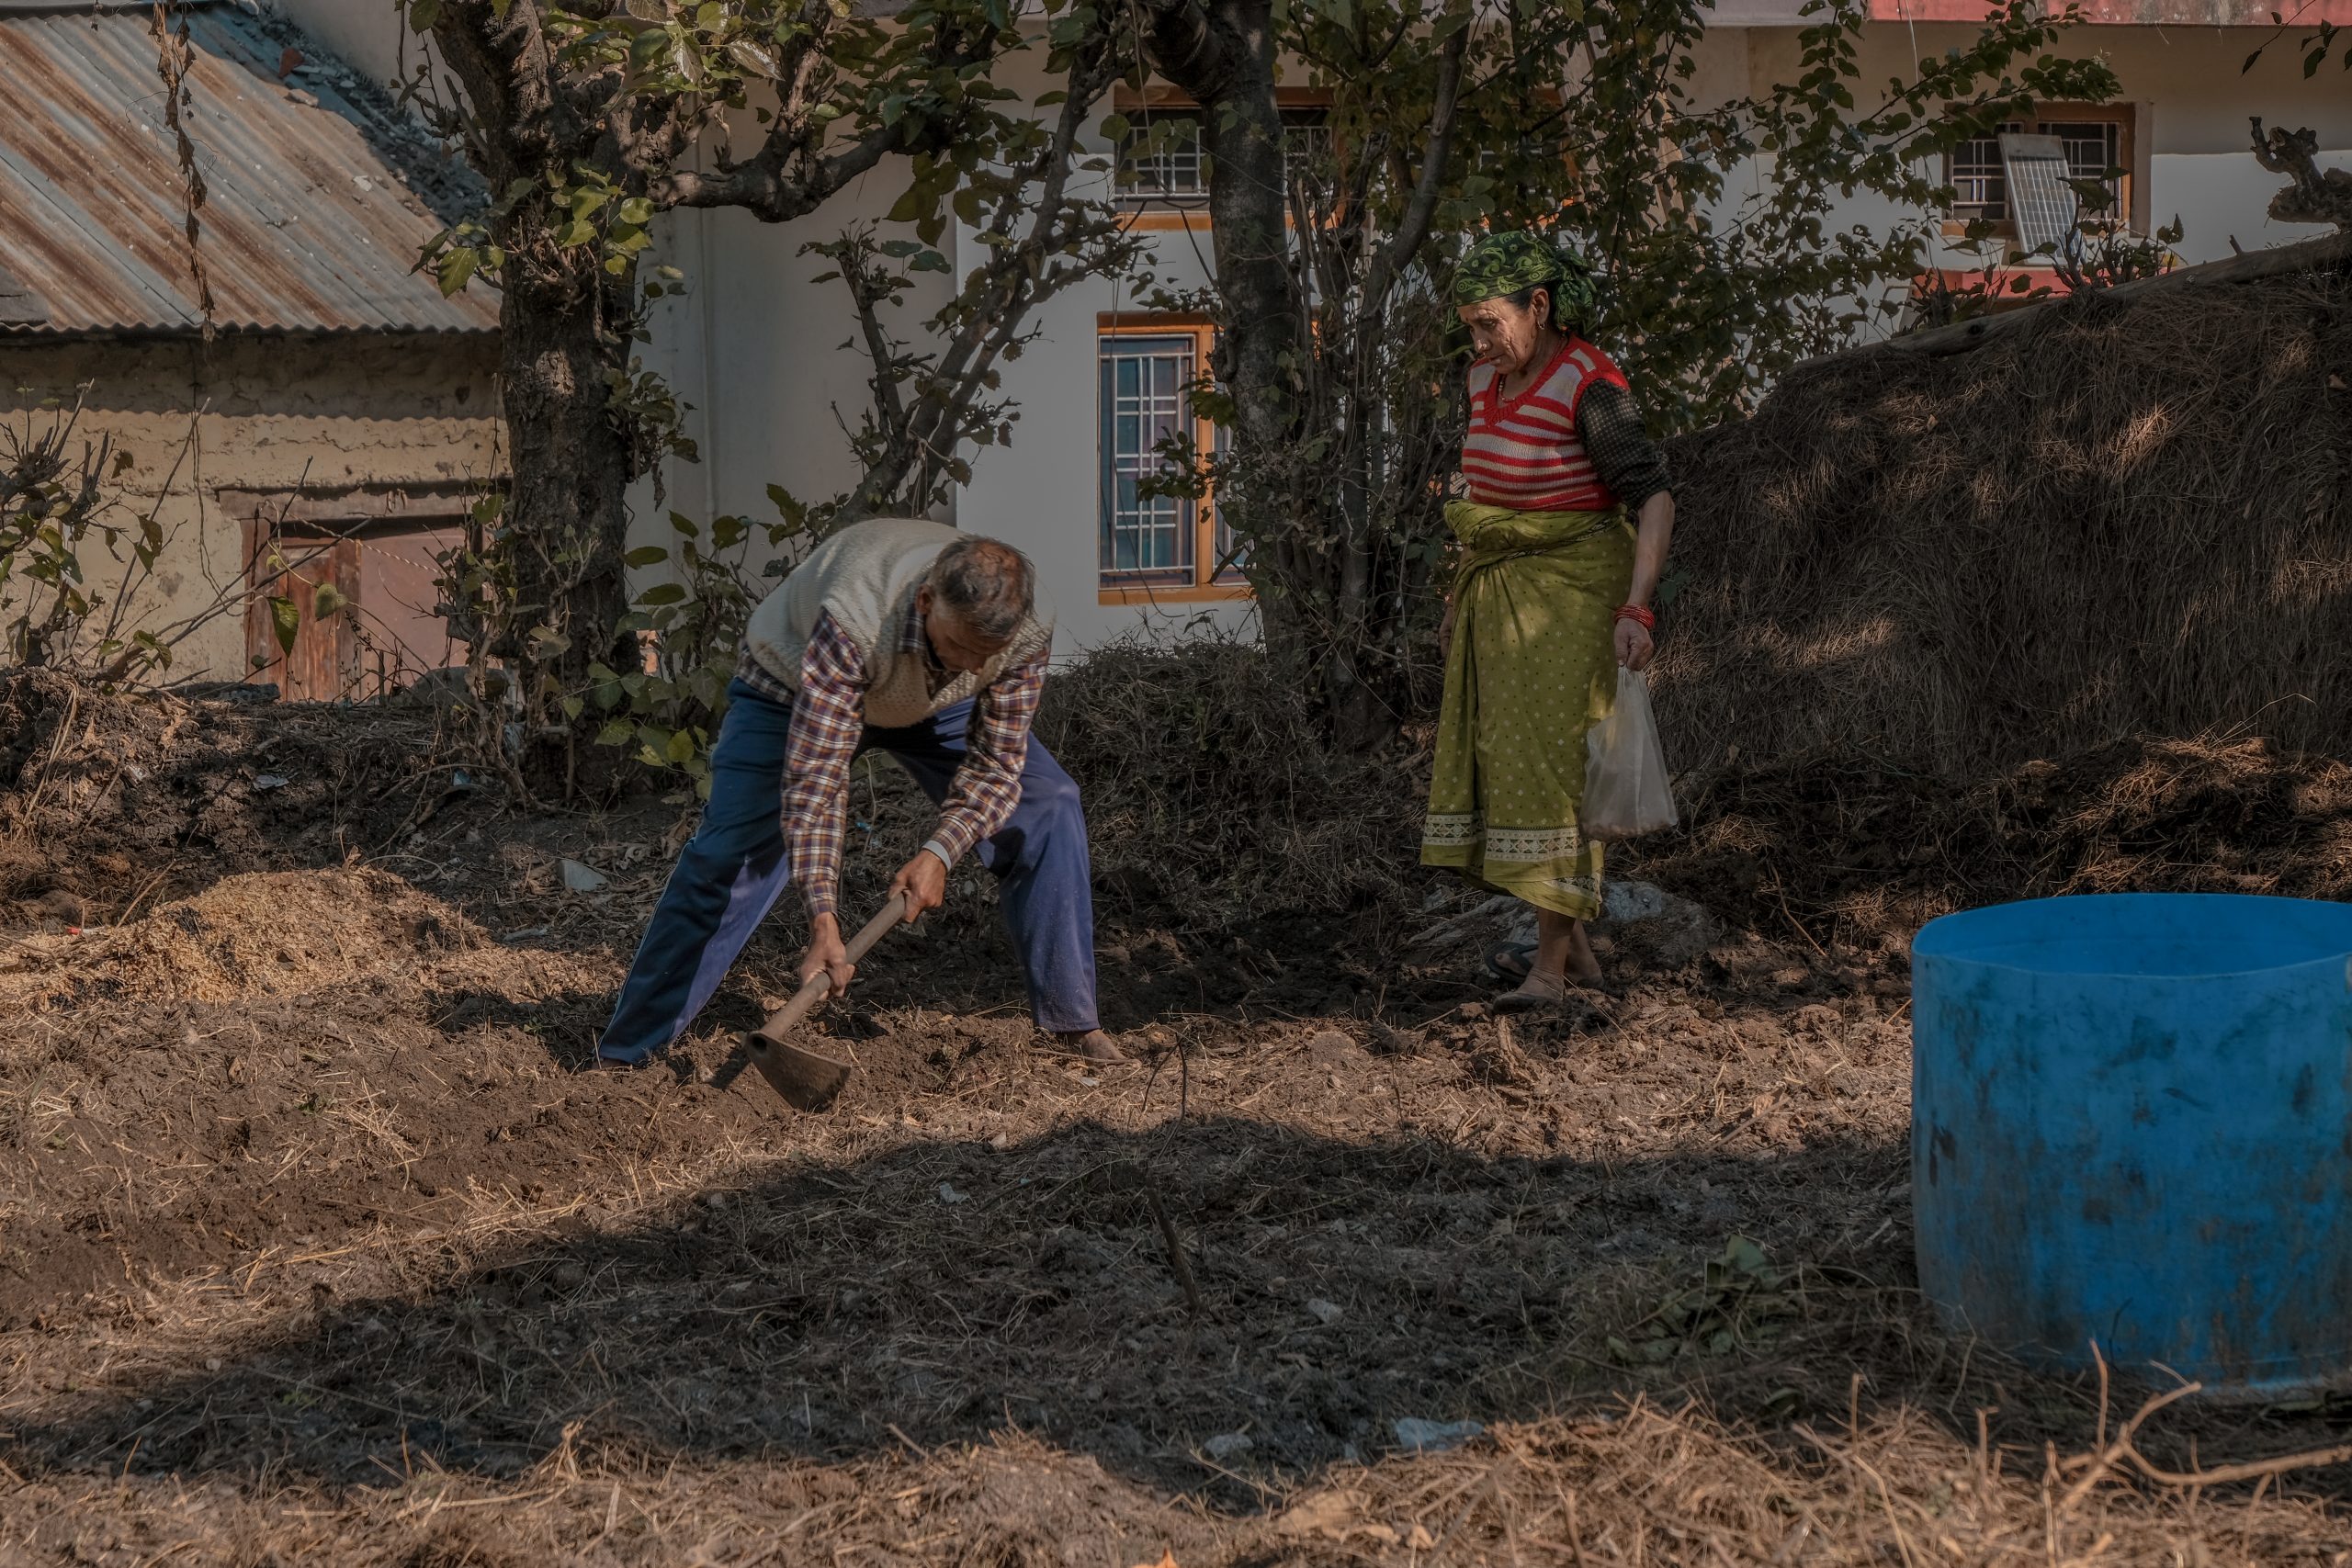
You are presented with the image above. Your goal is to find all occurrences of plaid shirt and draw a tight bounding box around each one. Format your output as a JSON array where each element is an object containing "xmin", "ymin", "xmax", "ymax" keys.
[{"xmin": 742, "ymin": 602, "xmax": 1046, "ymax": 920}]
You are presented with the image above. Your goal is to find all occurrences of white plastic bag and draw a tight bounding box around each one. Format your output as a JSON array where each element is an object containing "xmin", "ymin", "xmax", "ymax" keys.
[{"xmin": 1582, "ymin": 667, "xmax": 1678, "ymax": 840}]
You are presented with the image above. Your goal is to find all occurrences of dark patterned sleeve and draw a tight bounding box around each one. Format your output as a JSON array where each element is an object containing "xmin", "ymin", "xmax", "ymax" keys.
[{"xmin": 1577, "ymin": 381, "xmax": 1671, "ymax": 511}]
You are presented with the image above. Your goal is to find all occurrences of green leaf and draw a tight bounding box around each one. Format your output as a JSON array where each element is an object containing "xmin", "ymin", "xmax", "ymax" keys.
[
  {"xmin": 617, "ymin": 197, "xmax": 655, "ymax": 225},
  {"xmin": 311, "ymin": 583, "xmax": 348, "ymax": 618},
  {"xmin": 625, "ymin": 545, "xmax": 671, "ymax": 568},
  {"xmin": 436, "ymin": 247, "xmax": 478, "ymax": 296},
  {"xmin": 636, "ymin": 582, "xmax": 688, "ymax": 606},
  {"xmin": 766, "ymin": 483, "xmax": 808, "ymax": 532},
  {"xmin": 408, "ymin": 0, "xmax": 440, "ymax": 30},
  {"xmin": 726, "ymin": 39, "xmax": 778, "ymax": 76},
  {"xmin": 268, "ymin": 595, "xmax": 300, "ymax": 656}
]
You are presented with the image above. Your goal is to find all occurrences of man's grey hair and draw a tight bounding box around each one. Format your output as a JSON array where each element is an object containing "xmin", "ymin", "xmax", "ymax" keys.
[{"xmin": 927, "ymin": 536, "xmax": 1035, "ymax": 643}]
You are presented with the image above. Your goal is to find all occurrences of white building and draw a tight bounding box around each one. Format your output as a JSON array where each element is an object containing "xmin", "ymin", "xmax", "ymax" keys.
[{"xmin": 284, "ymin": 0, "xmax": 2351, "ymax": 654}]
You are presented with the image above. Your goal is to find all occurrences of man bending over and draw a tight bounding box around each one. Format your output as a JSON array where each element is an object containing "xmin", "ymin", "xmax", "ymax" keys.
[{"xmin": 599, "ymin": 517, "xmax": 1121, "ymax": 1066}]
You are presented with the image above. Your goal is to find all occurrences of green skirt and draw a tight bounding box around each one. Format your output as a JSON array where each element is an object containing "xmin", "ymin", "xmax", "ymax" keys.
[{"xmin": 1420, "ymin": 501, "xmax": 1634, "ymax": 920}]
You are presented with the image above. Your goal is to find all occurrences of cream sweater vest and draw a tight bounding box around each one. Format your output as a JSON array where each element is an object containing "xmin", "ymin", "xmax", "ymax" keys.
[{"xmin": 741, "ymin": 517, "xmax": 1054, "ymax": 728}]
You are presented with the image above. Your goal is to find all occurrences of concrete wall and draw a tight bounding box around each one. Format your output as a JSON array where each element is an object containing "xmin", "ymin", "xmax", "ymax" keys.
[{"xmin": 0, "ymin": 333, "xmax": 503, "ymax": 683}]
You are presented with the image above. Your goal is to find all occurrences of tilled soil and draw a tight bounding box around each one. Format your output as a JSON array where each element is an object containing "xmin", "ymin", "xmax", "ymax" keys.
[{"xmin": 6, "ymin": 679, "xmax": 2352, "ymax": 1565}]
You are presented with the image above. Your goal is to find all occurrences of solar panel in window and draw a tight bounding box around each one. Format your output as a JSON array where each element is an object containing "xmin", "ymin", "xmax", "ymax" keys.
[{"xmin": 1999, "ymin": 133, "xmax": 2077, "ymax": 254}]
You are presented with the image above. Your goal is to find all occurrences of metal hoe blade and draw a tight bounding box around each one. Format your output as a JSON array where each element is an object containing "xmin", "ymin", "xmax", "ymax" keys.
[{"xmin": 741, "ymin": 894, "xmax": 906, "ymax": 1113}]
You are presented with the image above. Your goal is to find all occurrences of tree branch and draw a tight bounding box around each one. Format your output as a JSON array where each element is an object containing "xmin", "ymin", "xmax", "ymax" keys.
[
  {"xmin": 2252, "ymin": 118, "xmax": 2352, "ymax": 231},
  {"xmin": 1364, "ymin": 13, "xmax": 1468, "ymax": 310},
  {"xmin": 660, "ymin": 118, "xmax": 901, "ymax": 219}
]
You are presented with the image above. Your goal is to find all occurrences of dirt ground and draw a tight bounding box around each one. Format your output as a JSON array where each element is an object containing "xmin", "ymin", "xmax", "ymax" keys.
[{"xmin": 6, "ymin": 671, "xmax": 2352, "ymax": 1565}]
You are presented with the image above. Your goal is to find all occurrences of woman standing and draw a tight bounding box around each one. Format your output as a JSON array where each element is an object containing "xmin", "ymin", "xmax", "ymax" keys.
[{"xmin": 1422, "ymin": 231, "xmax": 1676, "ymax": 1009}]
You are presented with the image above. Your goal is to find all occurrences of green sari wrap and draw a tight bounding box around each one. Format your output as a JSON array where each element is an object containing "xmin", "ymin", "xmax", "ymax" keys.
[{"xmin": 1420, "ymin": 501, "xmax": 1634, "ymax": 920}]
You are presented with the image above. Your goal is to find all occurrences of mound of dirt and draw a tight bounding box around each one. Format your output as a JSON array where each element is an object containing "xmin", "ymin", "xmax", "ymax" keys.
[
  {"xmin": 1636, "ymin": 734, "xmax": 2352, "ymax": 946},
  {"xmin": 1657, "ymin": 271, "xmax": 2352, "ymax": 773},
  {"xmin": 0, "ymin": 868, "xmax": 486, "ymax": 1007},
  {"xmin": 0, "ymin": 668, "xmax": 464, "ymax": 924}
]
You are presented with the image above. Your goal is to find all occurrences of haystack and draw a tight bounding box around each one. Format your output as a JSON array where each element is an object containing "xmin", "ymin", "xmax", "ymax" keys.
[{"xmin": 1657, "ymin": 247, "xmax": 2352, "ymax": 775}]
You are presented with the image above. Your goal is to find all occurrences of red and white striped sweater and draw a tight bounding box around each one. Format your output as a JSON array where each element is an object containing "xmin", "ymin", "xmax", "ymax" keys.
[{"xmin": 1460, "ymin": 336, "xmax": 1631, "ymax": 513}]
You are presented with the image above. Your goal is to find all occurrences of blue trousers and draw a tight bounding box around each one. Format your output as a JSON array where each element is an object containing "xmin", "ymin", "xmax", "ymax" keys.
[{"xmin": 599, "ymin": 678, "xmax": 1101, "ymax": 1064}]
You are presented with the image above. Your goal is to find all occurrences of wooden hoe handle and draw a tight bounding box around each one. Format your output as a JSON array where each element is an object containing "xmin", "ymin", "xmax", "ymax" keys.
[{"xmin": 752, "ymin": 893, "xmax": 909, "ymax": 1041}]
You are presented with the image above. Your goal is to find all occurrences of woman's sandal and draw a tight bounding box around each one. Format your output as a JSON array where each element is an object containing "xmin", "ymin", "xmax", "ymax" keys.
[{"xmin": 1484, "ymin": 941, "xmax": 1538, "ymax": 986}]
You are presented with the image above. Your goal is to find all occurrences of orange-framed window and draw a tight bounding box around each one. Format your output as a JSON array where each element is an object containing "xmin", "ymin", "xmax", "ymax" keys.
[
  {"xmin": 1110, "ymin": 87, "xmax": 1335, "ymax": 218},
  {"xmin": 1945, "ymin": 104, "xmax": 2136, "ymax": 240},
  {"xmin": 1096, "ymin": 317, "xmax": 1246, "ymax": 602}
]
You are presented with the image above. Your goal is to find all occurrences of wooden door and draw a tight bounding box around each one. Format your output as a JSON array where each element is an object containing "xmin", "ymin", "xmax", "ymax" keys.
[{"xmin": 243, "ymin": 517, "xmax": 470, "ymax": 701}]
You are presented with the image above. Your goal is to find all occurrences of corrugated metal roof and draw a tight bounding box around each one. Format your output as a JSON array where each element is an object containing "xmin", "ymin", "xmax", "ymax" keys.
[{"xmin": 0, "ymin": 0, "xmax": 498, "ymax": 335}]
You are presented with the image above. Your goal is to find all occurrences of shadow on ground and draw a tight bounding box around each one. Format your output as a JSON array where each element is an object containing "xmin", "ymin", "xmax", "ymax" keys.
[{"xmin": 8, "ymin": 1116, "xmax": 1917, "ymax": 1507}]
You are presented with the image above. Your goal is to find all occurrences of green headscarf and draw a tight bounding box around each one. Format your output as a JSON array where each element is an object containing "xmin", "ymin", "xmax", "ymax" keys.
[{"xmin": 1453, "ymin": 231, "xmax": 1597, "ymax": 333}]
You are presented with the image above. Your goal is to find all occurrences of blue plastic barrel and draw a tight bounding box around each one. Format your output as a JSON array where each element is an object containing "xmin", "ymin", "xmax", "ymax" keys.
[{"xmin": 1913, "ymin": 893, "xmax": 2352, "ymax": 1397}]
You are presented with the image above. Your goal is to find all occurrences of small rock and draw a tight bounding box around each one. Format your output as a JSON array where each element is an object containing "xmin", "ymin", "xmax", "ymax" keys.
[
  {"xmin": 253, "ymin": 773, "xmax": 289, "ymax": 791},
  {"xmin": 1393, "ymin": 1417, "xmax": 1485, "ymax": 1455},
  {"xmin": 560, "ymin": 859, "xmax": 607, "ymax": 893},
  {"xmin": 204, "ymin": 1358, "xmax": 221, "ymax": 1372},
  {"xmin": 1305, "ymin": 1029, "xmax": 1354, "ymax": 1060},
  {"xmin": 498, "ymin": 926, "xmax": 549, "ymax": 943},
  {"xmin": 1601, "ymin": 880, "xmax": 1668, "ymax": 923},
  {"xmin": 937, "ymin": 1182, "xmax": 967, "ymax": 1205},
  {"xmin": 1594, "ymin": 878, "xmax": 1720, "ymax": 967},
  {"xmin": 1204, "ymin": 1431, "xmax": 1254, "ymax": 1461},
  {"xmin": 988, "ymin": 1132, "xmax": 1011, "ymax": 1151},
  {"xmin": 1306, "ymin": 1298, "xmax": 1344, "ymax": 1325}
]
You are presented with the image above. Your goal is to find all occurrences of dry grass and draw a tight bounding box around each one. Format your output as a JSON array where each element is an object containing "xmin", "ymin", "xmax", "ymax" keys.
[{"xmin": 1656, "ymin": 272, "xmax": 2352, "ymax": 773}]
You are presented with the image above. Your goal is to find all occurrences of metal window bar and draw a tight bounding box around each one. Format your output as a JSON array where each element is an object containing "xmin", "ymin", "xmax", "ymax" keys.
[
  {"xmin": 1116, "ymin": 110, "xmax": 1206, "ymax": 200},
  {"xmin": 2042, "ymin": 119, "xmax": 2124, "ymax": 220},
  {"xmin": 1099, "ymin": 335, "xmax": 1198, "ymax": 581},
  {"xmin": 1118, "ymin": 106, "xmax": 1334, "ymax": 205},
  {"xmin": 1949, "ymin": 121, "xmax": 2022, "ymax": 221}
]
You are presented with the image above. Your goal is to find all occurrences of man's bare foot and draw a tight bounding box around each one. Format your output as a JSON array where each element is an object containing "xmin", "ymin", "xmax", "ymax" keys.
[{"xmin": 1052, "ymin": 1029, "xmax": 1128, "ymax": 1064}]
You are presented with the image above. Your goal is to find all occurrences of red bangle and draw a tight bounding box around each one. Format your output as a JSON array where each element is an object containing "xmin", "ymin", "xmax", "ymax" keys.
[{"xmin": 1613, "ymin": 604, "xmax": 1656, "ymax": 629}]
